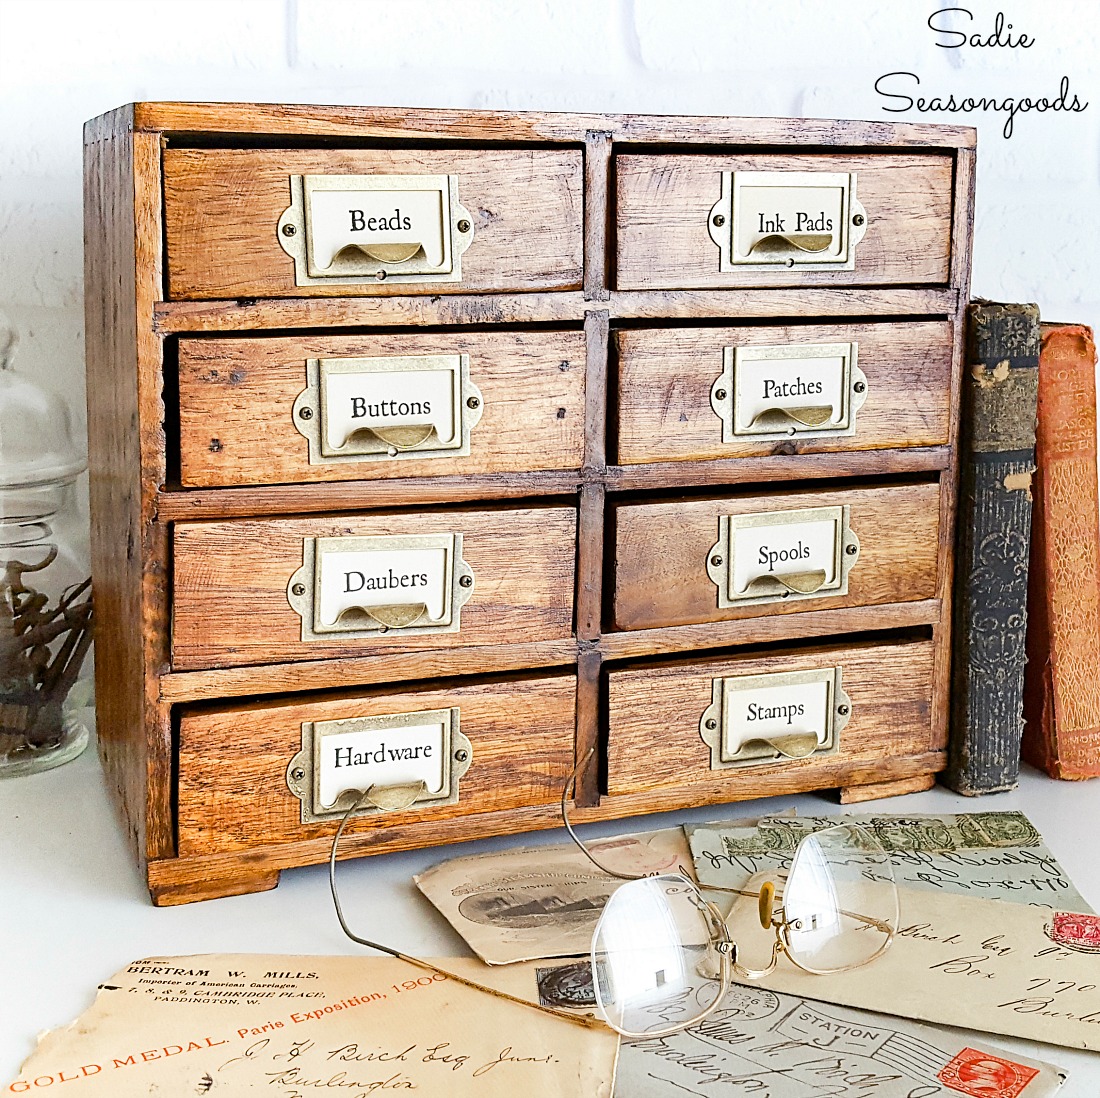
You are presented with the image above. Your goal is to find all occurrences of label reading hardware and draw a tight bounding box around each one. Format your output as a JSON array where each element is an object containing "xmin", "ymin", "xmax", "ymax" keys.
[
  {"xmin": 700, "ymin": 667, "xmax": 850, "ymax": 769},
  {"xmin": 277, "ymin": 174, "xmax": 474, "ymax": 287},
  {"xmin": 287, "ymin": 533, "xmax": 474, "ymax": 642},
  {"xmin": 292, "ymin": 354, "xmax": 483, "ymax": 465},
  {"xmin": 710, "ymin": 342, "xmax": 867, "ymax": 442},
  {"xmin": 286, "ymin": 708, "xmax": 473, "ymax": 823},
  {"xmin": 706, "ymin": 505, "xmax": 860, "ymax": 607},
  {"xmin": 708, "ymin": 171, "xmax": 867, "ymax": 271}
]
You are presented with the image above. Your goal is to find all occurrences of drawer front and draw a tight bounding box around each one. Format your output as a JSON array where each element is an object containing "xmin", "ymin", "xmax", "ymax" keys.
[
  {"xmin": 177, "ymin": 673, "xmax": 577, "ymax": 856},
  {"xmin": 611, "ymin": 482, "xmax": 940, "ymax": 631},
  {"xmin": 163, "ymin": 147, "xmax": 584, "ymax": 299},
  {"xmin": 615, "ymin": 321, "xmax": 953, "ymax": 465},
  {"xmin": 178, "ymin": 330, "xmax": 586, "ymax": 489},
  {"xmin": 607, "ymin": 639, "xmax": 934, "ymax": 796},
  {"xmin": 171, "ymin": 506, "xmax": 577, "ymax": 670},
  {"xmin": 615, "ymin": 153, "xmax": 953, "ymax": 290}
]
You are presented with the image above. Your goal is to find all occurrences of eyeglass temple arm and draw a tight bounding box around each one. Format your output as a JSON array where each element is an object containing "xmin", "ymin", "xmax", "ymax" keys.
[
  {"xmin": 561, "ymin": 747, "xmax": 650, "ymax": 882},
  {"xmin": 328, "ymin": 788, "xmax": 608, "ymax": 1031}
]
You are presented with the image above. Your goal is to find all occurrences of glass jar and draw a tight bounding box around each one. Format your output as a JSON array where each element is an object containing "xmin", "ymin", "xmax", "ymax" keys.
[{"xmin": 0, "ymin": 315, "xmax": 93, "ymax": 777}]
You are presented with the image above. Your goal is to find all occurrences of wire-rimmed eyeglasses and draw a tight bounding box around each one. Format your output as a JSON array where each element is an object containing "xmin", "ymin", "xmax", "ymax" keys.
[{"xmin": 329, "ymin": 750, "xmax": 898, "ymax": 1038}]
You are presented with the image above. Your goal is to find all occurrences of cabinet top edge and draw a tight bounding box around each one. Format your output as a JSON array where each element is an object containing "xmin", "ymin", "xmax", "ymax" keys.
[{"xmin": 82, "ymin": 102, "xmax": 976, "ymax": 150}]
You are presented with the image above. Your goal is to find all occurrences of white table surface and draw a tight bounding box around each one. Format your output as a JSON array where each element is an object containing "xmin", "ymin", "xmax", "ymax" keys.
[{"xmin": 4, "ymin": 743, "xmax": 1100, "ymax": 1092}]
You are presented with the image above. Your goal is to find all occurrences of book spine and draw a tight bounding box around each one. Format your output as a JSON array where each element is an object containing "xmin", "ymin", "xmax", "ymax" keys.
[
  {"xmin": 1023, "ymin": 324, "xmax": 1100, "ymax": 779},
  {"xmin": 945, "ymin": 303, "xmax": 1039, "ymax": 794}
]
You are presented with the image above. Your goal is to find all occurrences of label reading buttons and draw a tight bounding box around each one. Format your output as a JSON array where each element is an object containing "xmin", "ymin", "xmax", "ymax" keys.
[
  {"xmin": 708, "ymin": 171, "xmax": 867, "ymax": 271},
  {"xmin": 292, "ymin": 354, "xmax": 483, "ymax": 465},
  {"xmin": 707, "ymin": 505, "xmax": 860, "ymax": 607},
  {"xmin": 278, "ymin": 174, "xmax": 474, "ymax": 287},
  {"xmin": 287, "ymin": 533, "xmax": 474, "ymax": 642}
]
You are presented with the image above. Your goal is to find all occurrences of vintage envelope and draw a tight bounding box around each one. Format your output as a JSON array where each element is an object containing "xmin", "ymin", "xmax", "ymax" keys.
[
  {"xmin": 533, "ymin": 962, "xmax": 1067, "ymax": 1097},
  {"xmin": 718, "ymin": 885, "xmax": 1100, "ymax": 1054},
  {"xmin": 7, "ymin": 954, "xmax": 619, "ymax": 1095},
  {"xmin": 689, "ymin": 811, "xmax": 1092, "ymax": 910},
  {"xmin": 415, "ymin": 826, "xmax": 695, "ymax": 964}
]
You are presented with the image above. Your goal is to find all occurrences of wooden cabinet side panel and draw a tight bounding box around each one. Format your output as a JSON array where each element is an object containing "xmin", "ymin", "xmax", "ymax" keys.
[
  {"xmin": 611, "ymin": 482, "xmax": 942, "ymax": 631},
  {"xmin": 177, "ymin": 674, "xmax": 577, "ymax": 856},
  {"xmin": 607, "ymin": 639, "xmax": 935, "ymax": 796},
  {"xmin": 84, "ymin": 121, "xmax": 172, "ymax": 862},
  {"xmin": 163, "ymin": 147, "xmax": 584, "ymax": 299}
]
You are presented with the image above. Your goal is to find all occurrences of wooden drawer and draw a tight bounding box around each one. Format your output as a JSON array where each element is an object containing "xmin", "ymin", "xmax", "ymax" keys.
[
  {"xmin": 171, "ymin": 505, "xmax": 577, "ymax": 670},
  {"xmin": 615, "ymin": 153, "xmax": 953, "ymax": 290},
  {"xmin": 614, "ymin": 321, "xmax": 953, "ymax": 465},
  {"xmin": 177, "ymin": 329, "xmax": 587, "ymax": 489},
  {"xmin": 163, "ymin": 146, "xmax": 584, "ymax": 299},
  {"xmin": 177, "ymin": 672, "xmax": 577, "ymax": 856},
  {"xmin": 607, "ymin": 638, "xmax": 934, "ymax": 796},
  {"xmin": 610, "ymin": 482, "xmax": 940, "ymax": 631}
]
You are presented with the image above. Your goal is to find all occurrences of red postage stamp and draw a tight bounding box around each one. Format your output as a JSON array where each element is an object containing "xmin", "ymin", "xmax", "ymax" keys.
[
  {"xmin": 1045, "ymin": 911, "xmax": 1100, "ymax": 953},
  {"xmin": 938, "ymin": 1048, "xmax": 1039, "ymax": 1097}
]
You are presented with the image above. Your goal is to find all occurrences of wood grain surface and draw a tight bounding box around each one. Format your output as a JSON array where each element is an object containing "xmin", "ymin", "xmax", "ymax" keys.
[
  {"xmin": 164, "ymin": 147, "xmax": 583, "ymax": 299},
  {"xmin": 133, "ymin": 102, "xmax": 974, "ymax": 148},
  {"xmin": 615, "ymin": 321, "xmax": 954, "ymax": 464},
  {"xmin": 615, "ymin": 153, "xmax": 954, "ymax": 290},
  {"xmin": 177, "ymin": 673, "xmax": 576, "ymax": 856},
  {"xmin": 171, "ymin": 506, "xmax": 578, "ymax": 670},
  {"xmin": 606, "ymin": 637, "xmax": 935, "ymax": 796},
  {"xmin": 177, "ymin": 329, "xmax": 586, "ymax": 488},
  {"xmin": 611, "ymin": 481, "xmax": 942, "ymax": 630}
]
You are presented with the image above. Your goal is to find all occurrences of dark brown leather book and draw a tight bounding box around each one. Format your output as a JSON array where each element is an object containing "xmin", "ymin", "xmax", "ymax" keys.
[
  {"xmin": 1023, "ymin": 323, "xmax": 1100, "ymax": 779},
  {"xmin": 945, "ymin": 303, "xmax": 1039, "ymax": 794}
]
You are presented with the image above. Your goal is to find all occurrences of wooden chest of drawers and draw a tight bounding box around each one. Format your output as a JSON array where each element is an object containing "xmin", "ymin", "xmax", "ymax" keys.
[{"xmin": 84, "ymin": 103, "xmax": 974, "ymax": 904}]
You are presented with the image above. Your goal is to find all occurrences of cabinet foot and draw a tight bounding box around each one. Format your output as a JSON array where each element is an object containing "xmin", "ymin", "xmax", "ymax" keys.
[
  {"xmin": 838, "ymin": 772, "xmax": 936, "ymax": 805},
  {"xmin": 150, "ymin": 867, "xmax": 281, "ymax": 906}
]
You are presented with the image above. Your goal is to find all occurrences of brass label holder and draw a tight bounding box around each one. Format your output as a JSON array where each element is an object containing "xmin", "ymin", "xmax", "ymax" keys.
[
  {"xmin": 292, "ymin": 353, "xmax": 483, "ymax": 465},
  {"xmin": 711, "ymin": 342, "xmax": 867, "ymax": 443},
  {"xmin": 708, "ymin": 171, "xmax": 867, "ymax": 271},
  {"xmin": 287, "ymin": 532, "xmax": 474, "ymax": 642},
  {"xmin": 278, "ymin": 173, "xmax": 474, "ymax": 287},
  {"xmin": 706, "ymin": 505, "xmax": 860, "ymax": 608},
  {"xmin": 699, "ymin": 667, "xmax": 850, "ymax": 769},
  {"xmin": 286, "ymin": 707, "xmax": 472, "ymax": 823}
]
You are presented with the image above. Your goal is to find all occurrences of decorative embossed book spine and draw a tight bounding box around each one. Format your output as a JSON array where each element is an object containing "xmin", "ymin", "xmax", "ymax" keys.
[
  {"xmin": 1023, "ymin": 323, "xmax": 1100, "ymax": 779},
  {"xmin": 945, "ymin": 302, "xmax": 1039, "ymax": 794}
]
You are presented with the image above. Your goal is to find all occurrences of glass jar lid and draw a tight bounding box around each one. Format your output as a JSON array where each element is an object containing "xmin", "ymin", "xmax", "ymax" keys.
[{"xmin": 0, "ymin": 317, "xmax": 86, "ymax": 490}]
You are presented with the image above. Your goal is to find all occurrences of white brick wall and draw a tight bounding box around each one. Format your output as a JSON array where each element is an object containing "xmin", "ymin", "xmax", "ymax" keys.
[{"xmin": 0, "ymin": 0, "xmax": 1096, "ymax": 522}]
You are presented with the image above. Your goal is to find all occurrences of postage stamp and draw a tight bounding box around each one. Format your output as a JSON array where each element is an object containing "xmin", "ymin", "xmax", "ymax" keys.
[
  {"xmin": 1045, "ymin": 911, "xmax": 1100, "ymax": 953},
  {"xmin": 937, "ymin": 1047, "xmax": 1040, "ymax": 1097}
]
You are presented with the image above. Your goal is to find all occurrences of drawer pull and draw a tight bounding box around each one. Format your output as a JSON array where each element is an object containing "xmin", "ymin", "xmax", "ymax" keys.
[
  {"xmin": 706, "ymin": 505, "xmax": 860, "ymax": 608},
  {"xmin": 287, "ymin": 707, "xmax": 472, "ymax": 823},
  {"xmin": 699, "ymin": 667, "xmax": 850, "ymax": 769},
  {"xmin": 711, "ymin": 342, "xmax": 867, "ymax": 443},
  {"xmin": 287, "ymin": 533, "xmax": 474, "ymax": 642},
  {"xmin": 278, "ymin": 173, "xmax": 474, "ymax": 287},
  {"xmin": 708, "ymin": 170, "xmax": 867, "ymax": 271},
  {"xmin": 293, "ymin": 354, "xmax": 483, "ymax": 465}
]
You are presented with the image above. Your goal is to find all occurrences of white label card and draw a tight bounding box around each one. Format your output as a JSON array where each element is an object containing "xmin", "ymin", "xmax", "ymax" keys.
[
  {"xmin": 318, "ymin": 720, "xmax": 446, "ymax": 810},
  {"xmin": 321, "ymin": 361, "xmax": 459, "ymax": 454},
  {"xmin": 723, "ymin": 678, "xmax": 831, "ymax": 756},
  {"xmin": 737, "ymin": 184, "xmax": 845, "ymax": 260},
  {"xmin": 308, "ymin": 188, "xmax": 448, "ymax": 271},
  {"xmin": 731, "ymin": 517, "xmax": 838, "ymax": 596},
  {"xmin": 317, "ymin": 545, "xmax": 450, "ymax": 627},
  {"xmin": 735, "ymin": 354, "xmax": 846, "ymax": 432}
]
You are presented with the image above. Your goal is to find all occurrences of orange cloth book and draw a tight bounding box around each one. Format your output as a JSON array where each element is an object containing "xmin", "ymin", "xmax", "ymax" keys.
[{"xmin": 1023, "ymin": 323, "xmax": 1100, "ymax": 778}]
